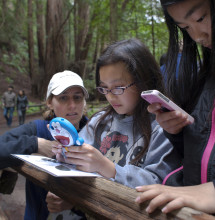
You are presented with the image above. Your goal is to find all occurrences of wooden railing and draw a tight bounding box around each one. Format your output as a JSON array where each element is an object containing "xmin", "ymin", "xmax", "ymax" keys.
[
  {"xmin": 28, "ymin": 103, "xmax": 45, "ymax": 111},
  {"xmin": 12, "ymin": 162, "xmax": 215, "ymax": 220}
]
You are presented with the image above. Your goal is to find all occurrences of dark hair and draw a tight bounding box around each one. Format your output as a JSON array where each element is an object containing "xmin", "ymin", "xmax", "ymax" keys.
[
  {"xmin": 160, "ymin": 53, "xmax": 167, "ymax": 66},
  {"xmin": 19, "ymin": 90, "xmax": 25, "ymax": 96},
  {"xmin": 160, "ymin": 0, "xmax": 215, "ymax": 112},
  {"xmin": 42, "ymin": 94, "xmax": 56, "ymax": 120},
  {"xmin": 92, "ymin": 38, "xmax": 164, "ymax": 165},
  {"xmin": 8, "ymin": 85, "xmax": 14, "ymax": 89}
]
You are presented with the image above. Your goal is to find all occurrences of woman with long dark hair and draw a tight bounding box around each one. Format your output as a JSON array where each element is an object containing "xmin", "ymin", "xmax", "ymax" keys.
[
  {"xmin": 17, "ymin": 90, "xmax": 28, "ymax": 125},
  {"xmin": 135, "ymin": 0, "xmax": 215, "ymax": 214}
]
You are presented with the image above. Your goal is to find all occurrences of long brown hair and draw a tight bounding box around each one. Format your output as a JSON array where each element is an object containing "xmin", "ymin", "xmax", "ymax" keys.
[
  {"xmin": 91, "ymin": 38, "xmax": 164, "ymax": 165},
  {"xmin": 42, "ymin": 95, "xmax": 55, "ymax": 120}
]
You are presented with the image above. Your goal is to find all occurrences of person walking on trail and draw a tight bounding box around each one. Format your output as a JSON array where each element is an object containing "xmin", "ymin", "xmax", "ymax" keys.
[
  {"xmin": 2, "ymin": 85, "xmax": 16, "ymax": 127},
  {"xmin": 17, "ymin": 90, "xmax": 29, "ymax": 125}
]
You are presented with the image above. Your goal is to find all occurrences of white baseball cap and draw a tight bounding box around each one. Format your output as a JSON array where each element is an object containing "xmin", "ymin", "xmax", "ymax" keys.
[{"xmin": 46, "ymin": 70, "xmax": 89, "ymax": 100}]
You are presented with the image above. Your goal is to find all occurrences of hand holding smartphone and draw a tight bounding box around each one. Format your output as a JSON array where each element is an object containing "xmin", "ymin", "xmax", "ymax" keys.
[{"xmin": 141, "ymin": 90, "xmax": 194, "ymax": 123}]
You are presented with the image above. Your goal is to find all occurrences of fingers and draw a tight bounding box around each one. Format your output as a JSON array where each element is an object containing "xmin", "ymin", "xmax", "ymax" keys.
[
  {"xmin": 136, "ymin": 184, "xmax": 164, "ymax": 192},
  {"xmin": 54, "ymin": 147, "xmax": 91, "ymax": 167},
  {"xmin": 147, "ymin": 103, "xmax": 161, "ymax": 114},
  {"xmin": 66, "ymin": 143, "xmax": 92, "ymax": 153},
  {"xmin": 135, "ymin": 188, "xmax": 161, "ymax": 204},
  {"xmin": 64, "ymin": 144, "xmax": 96, "ymax": 162},
  {"xmin": 51, "ymin": 141, "xmax": 63, "ymax": 155},
  {"xmin": 46, "ymin": 192, "xmax": 63, "ymax": 213},
  {"xmin": 135, "ymin": 184, "xmax": 178, "ymax": 213},
  {"xmin": 46, "ymin": 192, "xmax": 74, "ymax": 213},
  {"xmin": 54, "ymin": 144, "xmax": 102, "ymax": 173},
  {"xmin": 56, "ymin": 153, "xmax": 66, "ymax": 162},
  {"xmin": 159, "ymin": 112, "xmax": 190, "ymax": 134},
  {"xmin": 38, "ymin": 138, "xmax": 56, "ymax": 157},
  {"xmin": 51, "ymin": 140, "xmax": 62, "ymax": 148},
  {"xmin": 54, "ymin": 145, "xmax": 94, "ymax": 166},
  {"xmin": 145, "ymin": 193, "xmax": 177, "ymax": 213},
  {"xmin": 161, "ymin": 198, "xmax": 184, "ymax": 213},
  {"xmin": 135, "ymin": 183, "xmax": 215, "ymax": 214},
  {"xmin": 46, "ymin": 192, "xmax": 61, "ymax": 202},
  {"xmin": 53, "ymin": 144, "xmax": 94, "ymax": 158},
  {"xmin": 64, "ymin": 157, "xmax": 85, "ymax": 166},
  {"xmin": 148, "ymin": 103, "xmax": 190, "ymax": 134},
  {"xmin": 135, "ymin": 187, "xmax": 179, "ymax": 214},
  {"xmin": 64, "ymin": 156, "xmax": 95, "ymax": 172}
]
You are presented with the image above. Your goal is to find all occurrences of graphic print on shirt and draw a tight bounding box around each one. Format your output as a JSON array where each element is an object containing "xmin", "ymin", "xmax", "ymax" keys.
[
  {"xmin": 100, "ymin": 131, "xmax": 128, "ymax": 166},
  {"xmin": 129, "ymin": 146, "xmax": 145, "ymax": 167}
]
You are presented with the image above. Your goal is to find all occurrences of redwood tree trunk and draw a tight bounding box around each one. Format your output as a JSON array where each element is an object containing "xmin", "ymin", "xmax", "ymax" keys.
[
  {"xmin": 41, "ymin": 0, "xmax": 68, "ymax": 97},
  {"xmin": 110, "ymin": 0, "xmax": 118, "ymax": 41},
  {"xmin": 36, "ymin": 0, "xmax": 45, "ymax": 68},
  {"xmin": 33, "ymin": 0, "xmax": 46, "ymax": 98},
  {"xmin": 27, "ymin": 0, "xmax": 34, "ymax": 80},
  {"xmin": 73, "ymin": 0, "xmax": 90, "ymax": 78}
]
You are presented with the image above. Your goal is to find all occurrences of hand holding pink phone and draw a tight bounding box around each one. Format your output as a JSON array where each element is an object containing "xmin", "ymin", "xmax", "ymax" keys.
[{"xmin": 141, "ymin": 90, "xmax": 194, "ymax": 123}]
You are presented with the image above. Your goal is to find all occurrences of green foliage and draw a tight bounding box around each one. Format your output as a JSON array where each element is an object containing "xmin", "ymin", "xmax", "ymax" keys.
[
  {"xmin": 84, "ymin": 65, "xmax": 97, "ymax": 100},
  {"xmin": 2, "ymin": 46, "xmax": 28, "ymax": 75},
  {"xmin": 86, "ymin": 108, "xmax": 98, "ymax": 118},
  {"xmin": 84, "ymin": 78, "xmax": 96, "ymax": 100},
  {"xmin": 26, "ymin": 102, "xmax": 44, "ymax": 114},
  {"xmin": 5, "ymin": 77, "xmax": 14, "ymax": 84},
  {"xmin": 85, "ymin": 0, "xmax": 169, "ymax": 63},
  {"xmin": 0, "ymin": 0, "xmax": 27, "ymax": 50},
  {"xmin": 86, "ymin": 101, "xmax": 108, "ymax": 118},
  {"xmin": 0, "ymin": 0, "xmax": 170, "ymax": 100}
]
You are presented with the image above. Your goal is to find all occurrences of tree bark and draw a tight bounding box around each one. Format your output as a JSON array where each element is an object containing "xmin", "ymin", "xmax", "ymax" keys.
[
  {"xmin": 73, "ymin": 0, "xmax": 91, "ymax": 78},
  {"xmin": 150, "ymin": 1, "xmax": 155, "ymax": 56},
  {"xmin": 110, "ymin": 0, "xmax": 118, "ymax": 42},
  {"xmin": 15, "ymin": 0, "xmax": 25, "ymax": 28},
  {"xmin": 41, "ymin": 0, "xmax": 68, "ymax": 97},
  {"xmin": 30, "ymin": 0, "xmax": 46, "ymax": 98},
  {"xmin": 27, "ymin": 0, "xmax": 34, "ymax": 79},
  {"xmin": 36, "ymin": 0, "xmax": 45, "ymax": 68}
]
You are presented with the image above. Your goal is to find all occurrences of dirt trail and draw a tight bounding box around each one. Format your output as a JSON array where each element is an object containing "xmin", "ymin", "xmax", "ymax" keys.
[
  {"xmin": 0, "ymin": 111, "xmax": 42, "ymax": 135},
  {"xmin": 0, "ymin": 113, "xmax": 43, "ymax": 220}
]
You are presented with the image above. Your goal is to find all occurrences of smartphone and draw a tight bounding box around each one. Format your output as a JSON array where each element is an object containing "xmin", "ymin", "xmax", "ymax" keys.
[{"xmin": 141, "ymin": 90, "xmax": 194, "ymax": 123}]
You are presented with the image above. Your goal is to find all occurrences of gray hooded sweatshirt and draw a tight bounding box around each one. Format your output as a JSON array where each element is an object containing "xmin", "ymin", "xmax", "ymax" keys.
[{"xmin": 79, "ymin": 111, "xmax": 181, "ymax": 188}]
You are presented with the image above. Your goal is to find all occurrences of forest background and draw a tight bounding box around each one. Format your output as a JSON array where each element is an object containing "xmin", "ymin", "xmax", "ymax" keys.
[{"xmin": 0, "ymin": 0, "xmax": 169, "ymax": 104}]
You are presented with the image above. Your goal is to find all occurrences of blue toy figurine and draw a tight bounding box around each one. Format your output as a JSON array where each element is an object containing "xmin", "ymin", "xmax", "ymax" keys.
[{"xmin": 49, "ymin": 117, "xmax": 84, "ymax": 157}]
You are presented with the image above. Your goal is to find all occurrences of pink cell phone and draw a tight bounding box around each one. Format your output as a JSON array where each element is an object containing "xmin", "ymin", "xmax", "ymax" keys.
[{"xmin": 141, "ymin": 90, "xmax": 194, "ymax": 123}]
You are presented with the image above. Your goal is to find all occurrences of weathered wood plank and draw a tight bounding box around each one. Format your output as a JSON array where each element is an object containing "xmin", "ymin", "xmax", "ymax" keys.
[
  {"xmin": 0, "ymin": 206, "xmax": 8, "ymax": 220},
  {"xmin": 12, "ymin": 163, "xmax": 215, "ymax": 220}
]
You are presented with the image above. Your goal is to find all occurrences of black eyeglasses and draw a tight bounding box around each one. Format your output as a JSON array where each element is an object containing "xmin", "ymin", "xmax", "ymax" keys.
[{"xmin": 96, "ymin": 82, "xmax": 135, "ymax": 95}]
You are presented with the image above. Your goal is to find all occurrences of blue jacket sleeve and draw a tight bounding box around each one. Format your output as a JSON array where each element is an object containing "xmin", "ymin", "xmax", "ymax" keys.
[{"xmin": 0, "ymin": 122, "xmax": 38, "ymax": 169}]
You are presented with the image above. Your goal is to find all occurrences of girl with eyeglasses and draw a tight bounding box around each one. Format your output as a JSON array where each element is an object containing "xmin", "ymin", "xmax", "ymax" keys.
[
  {"xmin": 52, "ymin": 38, "xmax": 181, "ymax": 188},
  {"xmin": 135, "ymin": 0, "xmax": 215, "ymax": 215}
]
